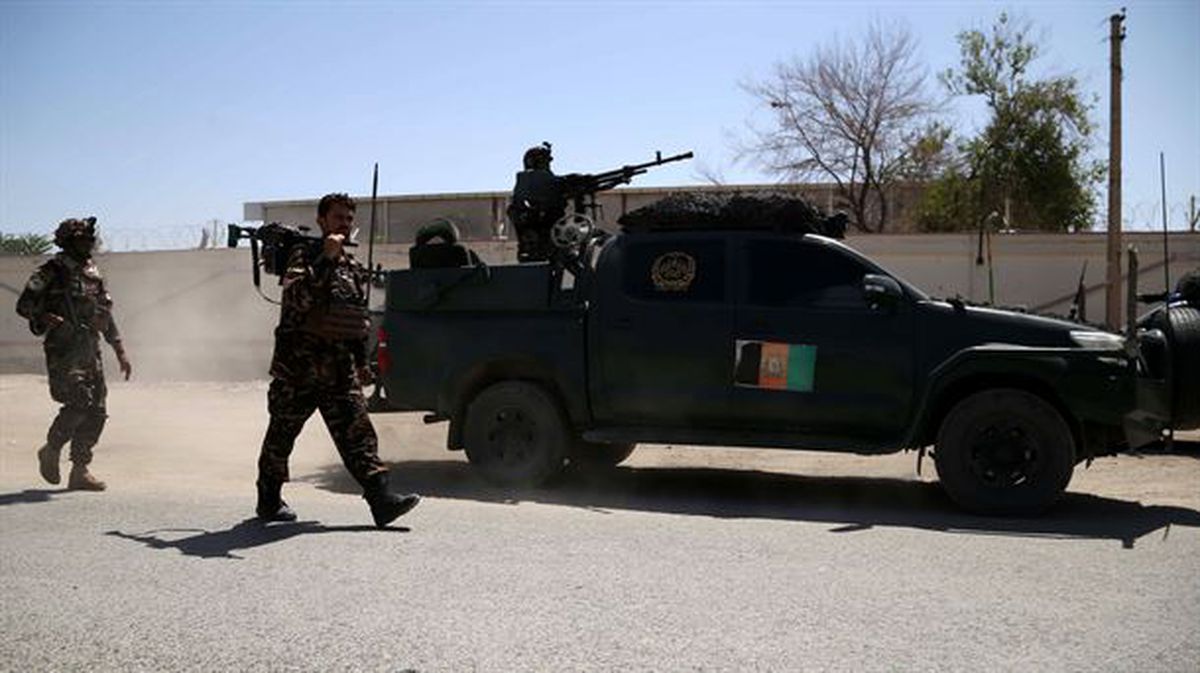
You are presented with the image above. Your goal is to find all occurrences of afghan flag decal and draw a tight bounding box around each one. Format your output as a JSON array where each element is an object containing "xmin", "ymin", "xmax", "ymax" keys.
[{"xmin": 734, "ymin": 340, "xmax": 817, "ymax": 392}]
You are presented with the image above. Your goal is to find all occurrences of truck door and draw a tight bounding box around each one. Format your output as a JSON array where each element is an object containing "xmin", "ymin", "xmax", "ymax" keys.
[
  {"xmin": 731, "ymin": 237, "xmax": 915, "ymax": 441},
  {"xmin": 591, "ymin": 234, "xmax": 735, "ymax": 426}
]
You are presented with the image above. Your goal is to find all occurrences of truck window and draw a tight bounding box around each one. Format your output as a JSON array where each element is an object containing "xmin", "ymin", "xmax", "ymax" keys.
[
  {"xmin": 745, "ymin": 239, "xmax": 868, "ymax": 309},
  {"xmin": 621, "ymin": 239, "xmax": 725, "ymax": 303}
]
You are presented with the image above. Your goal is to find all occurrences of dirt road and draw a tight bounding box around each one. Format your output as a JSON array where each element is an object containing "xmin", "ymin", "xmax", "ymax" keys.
[{"xmin": 2, "ymin": 375, "xmax": 1198, "ymax": 671}]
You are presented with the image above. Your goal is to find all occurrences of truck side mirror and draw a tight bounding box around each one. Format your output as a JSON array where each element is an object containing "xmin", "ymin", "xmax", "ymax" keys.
[{"xmin": 862, "ymin": 274, "xmax": 903, "ymax": 310}]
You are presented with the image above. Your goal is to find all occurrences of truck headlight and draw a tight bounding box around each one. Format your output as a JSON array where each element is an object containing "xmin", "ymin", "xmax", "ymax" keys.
[{"xmin": 1070, "ymin": 330, "xmax": 1125, "ymax": 351}]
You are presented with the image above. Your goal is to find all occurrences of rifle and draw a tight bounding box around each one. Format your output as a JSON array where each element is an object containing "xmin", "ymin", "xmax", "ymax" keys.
[
  {"xmin": 365, "ymin": 162, "xmax": 379, "ymax": 306},
  {"xmin": 562, "ymin": 150, "xmax": 694, "ymax": 218},
  {"xmin": 227, "ymin": 222, "xmax": 357, "ymax": 298}
]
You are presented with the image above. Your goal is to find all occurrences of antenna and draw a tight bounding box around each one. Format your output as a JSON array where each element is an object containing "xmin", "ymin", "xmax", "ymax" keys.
[
  {"xmin": 1160, "ymin": 152, "xmax": 1169, "ymax": 297},
  {"xmin": 366, "ymin": 162, "xmax": 379, "ymax": 307}
]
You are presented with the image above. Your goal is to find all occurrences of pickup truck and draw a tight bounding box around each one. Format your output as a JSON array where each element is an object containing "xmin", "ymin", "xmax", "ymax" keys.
[{"xmin": 374, "ymin": 198, "xmax": 1197, "ymax": 515}]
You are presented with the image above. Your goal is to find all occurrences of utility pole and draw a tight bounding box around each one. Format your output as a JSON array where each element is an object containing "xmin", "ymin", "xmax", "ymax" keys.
[
  {"xmin": 1190, "ymin": 195, "xmax": 1197, "ymax": 232},
  {"xmin": 1105, "ymin": 9, "xmax": 1126, "ymax": 330}
]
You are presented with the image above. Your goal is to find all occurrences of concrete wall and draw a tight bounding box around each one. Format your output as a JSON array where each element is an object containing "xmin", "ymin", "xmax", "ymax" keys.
[
  {"xmin": 843, "ymin": 231, "xmax": 1198, "ymax": 316},
  {"xmin": 248, "ymin": 194, "xmax": 510, "ymax": 244},
  {"xmin": 245, "ymin": 183, "xmax": 888, "ymax": 246},
  {"xmin": 2, "ymin": 232, "xmax": 1196, "ymax": 380}
]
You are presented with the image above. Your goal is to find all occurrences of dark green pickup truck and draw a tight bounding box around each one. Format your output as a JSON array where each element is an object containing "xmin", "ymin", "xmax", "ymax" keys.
[{"xmin": 374, "ymin": 212, "xmax": 1197, "ymax": 515}]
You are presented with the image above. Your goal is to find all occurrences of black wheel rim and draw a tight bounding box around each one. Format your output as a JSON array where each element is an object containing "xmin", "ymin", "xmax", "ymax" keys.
[
  {"xmin": 485, "ymin": 406, "xmax": 537, "ymax": 466},
  {"xmin": 967, "ymin": 421, "xmax": 1039, "ymax": 488}
]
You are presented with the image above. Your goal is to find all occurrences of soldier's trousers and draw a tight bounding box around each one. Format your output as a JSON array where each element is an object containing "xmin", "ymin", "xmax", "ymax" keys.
[
  {"xmin": 257, "ymin": 378, "xmax": 387, "ymax": 489},
  {"xmin": 45, "ymin": 364, "xmax": 107, "ymax": 466}
]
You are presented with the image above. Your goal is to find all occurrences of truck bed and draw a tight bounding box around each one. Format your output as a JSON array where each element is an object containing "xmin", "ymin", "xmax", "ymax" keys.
[{"xmin": 380, "ymin": 263, "xmax": 587, "ymax": 419}]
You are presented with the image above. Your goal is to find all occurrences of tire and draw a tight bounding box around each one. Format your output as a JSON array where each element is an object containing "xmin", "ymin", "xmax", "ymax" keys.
[
  {"xmin": 463, "ymin": 381, "xmax": 568, "ymax": 487},
  {"xmin": 934, "ymin": 388, "xmax": 1075, "ymax": 516},
  {"xmin": 1164, "ymin": 306, "xmax": 1200, "ymax": 429},
  {"xmin": 569, "ymin": 440, "xmax": 636, "ymax": 469}
]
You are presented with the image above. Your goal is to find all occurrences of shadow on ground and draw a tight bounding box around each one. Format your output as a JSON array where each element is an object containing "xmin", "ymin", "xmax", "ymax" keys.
[
  {"xmin": 105, "ymin": 519, "xmax": 407, "ymax": 560},
  {"xmin": 1133, "ymin": 439, "xmax": 1200, "ymax": 457},
  {"xmin": 0, "ymin": 489, "xmax": 68, "ymax": 507},
  {"xmin": 306, "ymin": 459, "xmax": 1200, "ymax": 549}
]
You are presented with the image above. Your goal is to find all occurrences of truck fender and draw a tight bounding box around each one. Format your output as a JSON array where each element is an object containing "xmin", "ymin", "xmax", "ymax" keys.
[{"xmin": 902, "ymin": 346, "xmax": 1081, "ymax": 452}]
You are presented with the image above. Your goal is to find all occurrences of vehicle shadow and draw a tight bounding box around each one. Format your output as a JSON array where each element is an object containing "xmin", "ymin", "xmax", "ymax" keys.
[
  {"xmin": 105, "ymin": 519, "xmax": 406, "ymax": 560},
  {"xmin": 1133, "ymin": 439, "xmax": 1200, "ymax": 457},
  {"xmin": 0, "ymin": 488, "xmax": 68, "ymax": 507},
  {"xmin": 306, "ymin": 459, "xmax": 1200, "ymax": 549}
]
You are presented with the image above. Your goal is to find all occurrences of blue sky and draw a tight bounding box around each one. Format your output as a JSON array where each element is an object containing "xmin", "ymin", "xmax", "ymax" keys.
[{"xmin": 2, "ymin": 0, "xmax": 1197, "ymax": 248}]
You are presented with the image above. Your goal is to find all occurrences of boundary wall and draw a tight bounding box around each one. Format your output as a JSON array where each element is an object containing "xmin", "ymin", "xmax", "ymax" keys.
[{"xmin": 1, "ymin": 232, "xmax": 1196, "ymax": 380}]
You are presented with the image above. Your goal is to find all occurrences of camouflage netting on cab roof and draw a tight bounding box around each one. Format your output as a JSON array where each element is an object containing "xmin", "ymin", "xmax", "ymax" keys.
[{"xmin": 617, "ymin": 191, "xmax": 847, "ymax": 239}]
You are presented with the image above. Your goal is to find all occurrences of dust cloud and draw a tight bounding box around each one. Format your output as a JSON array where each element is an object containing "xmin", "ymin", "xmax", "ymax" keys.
[
  {"xmin": 0, "ymin": 241, "xmax": 517, "ymax": 381},
  {"xmin": 1, "ymin": 249, "xmax": 277, "ymax": 381}
]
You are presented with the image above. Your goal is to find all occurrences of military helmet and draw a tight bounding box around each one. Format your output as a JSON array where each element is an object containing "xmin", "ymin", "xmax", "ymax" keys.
[
  {"xmin": 54, "ymin": 216, "xmax": 98, "ymax": 248},
  {"xmin": 523, "ymin": 142, "xmax": 553, "ymax": 170}
]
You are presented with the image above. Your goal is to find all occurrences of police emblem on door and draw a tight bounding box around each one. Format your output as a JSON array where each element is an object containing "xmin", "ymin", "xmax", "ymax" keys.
[{"xmin": 650, "ymin": 252, "xmax": 696, "ymax": 292}]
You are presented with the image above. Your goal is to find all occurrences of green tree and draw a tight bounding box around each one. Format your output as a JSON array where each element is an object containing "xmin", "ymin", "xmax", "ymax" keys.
[
  {"xmin": 917, "ymin": 13, "xmax": 1103, "ymax": 232},
  {"xmin": 0, "ymin": 232, "xmax": 54, "ymax": 256}
]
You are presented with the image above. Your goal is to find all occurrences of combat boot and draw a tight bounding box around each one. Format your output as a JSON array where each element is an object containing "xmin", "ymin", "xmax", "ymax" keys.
[
  {"xmin": 67, "ymin": 463, "xmax": 106, "ymax": 491},
  {"xmin": 362, "ymin": 472, "xmax": 420, "ymax": 528},
  {"xmin": 256, "ymin": 479, "xmax": 297, "ymax": 522},
  {"xmin": 37, "ymin": 443, "xmax": 62, "ymax": 485}
]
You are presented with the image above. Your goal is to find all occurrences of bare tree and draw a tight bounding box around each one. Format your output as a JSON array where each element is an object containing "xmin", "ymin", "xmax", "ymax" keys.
[
  {"xmin": 693, "ymin": 160, "xmax": 728, "ymax": 186},
  {"xmin": 742, "ymin": 22, "xmax": 940, "ymax": 232}
]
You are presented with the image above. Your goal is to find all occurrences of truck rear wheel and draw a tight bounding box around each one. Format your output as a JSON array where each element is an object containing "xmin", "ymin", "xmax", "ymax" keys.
[
  {"xmin": 569, "ymin": 440, "xmax": 636, "ymax": 469},
  {"xmin": 934, "ymin": 388, "xmax": 1075, "ymax": 515},
  {"xmin": 463, "ymin": 381, "xmax": 568, "ymax": 487}
]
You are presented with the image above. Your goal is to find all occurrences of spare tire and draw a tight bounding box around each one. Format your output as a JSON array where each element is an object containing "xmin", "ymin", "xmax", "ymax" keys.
[
  {"xmin": 1163, "ymin": 305, "xmax": 1200, "ymax": 429},
  {"xmin": 414, "ymin": 219, "xmax": 461, "ymax": 246}
]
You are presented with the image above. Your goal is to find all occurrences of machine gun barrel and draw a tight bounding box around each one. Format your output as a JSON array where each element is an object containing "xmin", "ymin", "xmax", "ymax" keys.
[
  {"xmin": 582, "ymin": 150, "xmax": 694, "ymax": 192},
  {"xmin": 628, "ymin": 150, "xmax": 695, "ymax": 172}
]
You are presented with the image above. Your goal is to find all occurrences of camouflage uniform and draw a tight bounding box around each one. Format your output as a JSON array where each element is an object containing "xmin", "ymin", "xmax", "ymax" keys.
[
  {"xmin": 257, "ymin": 244, "xmax": 387, "ymax": 488},
  {"xmin": 16, "ymin": 252, "xmax": 122, "ymax": 467}
]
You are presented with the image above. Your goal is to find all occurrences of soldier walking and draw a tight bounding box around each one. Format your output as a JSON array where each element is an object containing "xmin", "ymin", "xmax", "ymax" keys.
[
  {"xmin": 16, "ymin": 217, "xmax": 132, "ymax": 491},
  {"xmin": 255, "ymin": 193, "xmax": 420, "ymax": 527}
]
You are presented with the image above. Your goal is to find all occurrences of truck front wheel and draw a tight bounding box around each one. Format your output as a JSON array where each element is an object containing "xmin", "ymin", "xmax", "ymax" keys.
[
  {"xmin": 934, "ymin": 388, "xmax": 1075, "ymax": 515},
  {"xmin": 463, "ymin": 381, "xmax": 568, "ymax": 487}
]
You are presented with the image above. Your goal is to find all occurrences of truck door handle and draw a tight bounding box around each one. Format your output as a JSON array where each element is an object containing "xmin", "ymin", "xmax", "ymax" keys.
[{"xmin": 614, "ymin": 317, "xmax": 633, "ymax": 329}]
